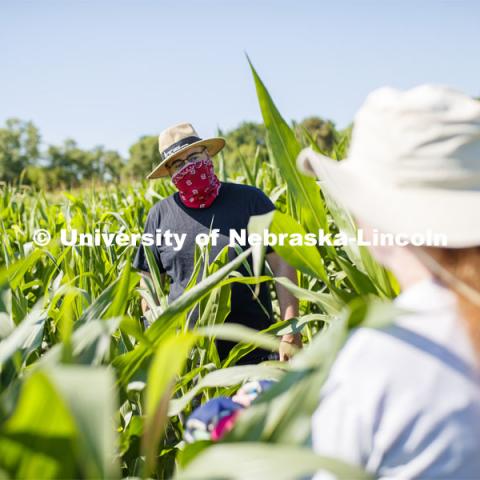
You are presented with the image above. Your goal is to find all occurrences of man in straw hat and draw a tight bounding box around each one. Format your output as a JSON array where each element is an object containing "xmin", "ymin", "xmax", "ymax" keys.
[
  {"xmin": 133, "ymin": 122, "xmax": 302, "ymax": 363},
  {"xmin": 297, "ymin": 85, "xmax": 480, "ymax": 477}
]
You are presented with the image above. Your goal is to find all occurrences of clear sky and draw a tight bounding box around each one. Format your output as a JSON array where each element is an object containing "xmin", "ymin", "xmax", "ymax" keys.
[{"xmin": 2, "ymin": 0, "xmax": 479, "ymax": 156}]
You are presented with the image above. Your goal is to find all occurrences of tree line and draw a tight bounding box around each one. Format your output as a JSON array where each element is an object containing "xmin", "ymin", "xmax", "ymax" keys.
[{"xmin": 0, "ymin": 117, "xmax": 338, "ymax": 190}]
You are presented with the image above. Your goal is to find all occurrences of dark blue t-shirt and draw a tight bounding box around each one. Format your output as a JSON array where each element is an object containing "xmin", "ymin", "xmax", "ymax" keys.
[{"xmin": 133, "ymin": 181, "xmax": 276, "ymax": 362}]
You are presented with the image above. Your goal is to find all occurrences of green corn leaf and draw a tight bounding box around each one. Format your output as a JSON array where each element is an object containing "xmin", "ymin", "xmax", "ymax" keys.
[
  {"xmin": 270, "ymin": 210, "xmax": 328, "ymax": 282},
  {"xmin": 175, "ymin": 443, "xmax": 372, "ymax": 480},
  {"xmin": 0, "ymin": 301, "xmax": 46, "ymax": 367},
  {"xmin": 143, "ymin": 332, "xmax": 197, "ymax": 474},
  {"xmin": 248, "ymin": 57, "xmax": 330, "ymax": 236}
]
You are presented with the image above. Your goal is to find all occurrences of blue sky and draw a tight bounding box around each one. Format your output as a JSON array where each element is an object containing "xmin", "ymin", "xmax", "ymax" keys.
[{"xmin": 1, "ymin": 0, "xmax": 479, "ymax": 156}]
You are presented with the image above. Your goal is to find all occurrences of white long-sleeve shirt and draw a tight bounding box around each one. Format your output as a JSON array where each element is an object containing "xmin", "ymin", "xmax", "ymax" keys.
[{"xmin": 312, "ymin": 278, "xmax": 480, "ymax": 479}]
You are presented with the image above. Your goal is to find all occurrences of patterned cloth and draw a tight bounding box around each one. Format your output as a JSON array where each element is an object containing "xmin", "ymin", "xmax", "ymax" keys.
[
  {"xmin": 184, "ymin": 397, "xmax": 243, "ymax": 443},
  {"xmin": 171, "ymin": 157, "xmax": 221, "ymax": 209},
  {"xmin": 232, "ymin": 380, "xmax": 275, "ymax": 407},
  {"xmin": 184, "ymin": 381, "xmax": 276, "ymax": 443}
]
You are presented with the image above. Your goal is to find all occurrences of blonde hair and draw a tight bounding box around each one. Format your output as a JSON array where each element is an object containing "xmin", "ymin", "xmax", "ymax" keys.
[{"xmin": 420, "ymin": 247, "xmax": 480, "ymax": 359}]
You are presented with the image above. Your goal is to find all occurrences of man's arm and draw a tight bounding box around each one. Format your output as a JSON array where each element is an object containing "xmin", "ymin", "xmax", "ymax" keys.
[{"xmin": 266, "ymin": 251, "xmax": 303, "ymax": 360}]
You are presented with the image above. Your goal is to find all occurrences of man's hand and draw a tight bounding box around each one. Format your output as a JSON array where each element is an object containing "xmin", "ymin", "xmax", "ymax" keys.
[
  {"xmin": 139, "ymin": 272, "xmax": 152, "ymax": 315},
  {"xmin": 279, "ymin": 332, "xmax": 303, "ymax": 361},
  {"xmin": 139, "ymin": 270, "xmax": 166, "ymax": 315}
]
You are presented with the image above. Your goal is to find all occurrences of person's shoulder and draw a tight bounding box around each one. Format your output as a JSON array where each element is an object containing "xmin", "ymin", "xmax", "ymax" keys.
[
  {"xmin": 221, "ymin": 182, "xmax": 272, "ymax": 206},
  {"xmin": 331, "ymin": 324, "xmax": 440, "ymax": 382},
  {"xmin": 222, "ymin": 181, "xmax": 265, "ymax": 196},
  {"xmin": 146, "ymin": 193, "xmax": 177, "ymax": 218}
]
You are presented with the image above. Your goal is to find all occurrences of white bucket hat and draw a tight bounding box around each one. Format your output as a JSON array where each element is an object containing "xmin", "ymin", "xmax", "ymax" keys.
[{"xmin": 297, "ymin": 85, "xmax": 480, "ymax": 248}]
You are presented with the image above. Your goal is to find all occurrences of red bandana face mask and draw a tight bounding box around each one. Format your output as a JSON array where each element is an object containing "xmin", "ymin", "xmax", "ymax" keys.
[{"xmin": 171, "ymin": 157, "xmax": 221, "ymax": 208}]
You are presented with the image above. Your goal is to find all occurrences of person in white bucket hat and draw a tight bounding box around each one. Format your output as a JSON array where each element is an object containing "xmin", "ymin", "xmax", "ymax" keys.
[{"xmin": 297, "ymin": 85, "xmax": 480, "ymax": 478}]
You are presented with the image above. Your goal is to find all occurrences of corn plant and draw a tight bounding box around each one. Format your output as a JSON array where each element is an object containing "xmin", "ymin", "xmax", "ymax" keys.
[{"xmin": 0, "ymin": 62, "xmax": 398, "ymax": 480}]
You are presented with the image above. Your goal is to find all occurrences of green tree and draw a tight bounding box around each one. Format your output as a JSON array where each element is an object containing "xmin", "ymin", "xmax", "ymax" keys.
[
  {"xmin": 295, "ymin": 116, "xmax": 336, "ymax": 153},
  {"xmin": 46, "ymin": 139, "xmax": 90, "ymax": 188},
  {"xmin": 123, "ymin": 135, "xmax": 160, "ymax": 180},
  {"xmin": 44, "ymin": 140, "xmax": 125, "ymax": 189},
  {"xmin": 0, "ymin": 118, "xmax": 40, "ymax": 183},
  {"xmin": 101, "ymin": 149, "xmax": 124, "ymax": 183},
  {"xmin": 222, "ymin": 121, "xmax": 266, "ymax": 173}
]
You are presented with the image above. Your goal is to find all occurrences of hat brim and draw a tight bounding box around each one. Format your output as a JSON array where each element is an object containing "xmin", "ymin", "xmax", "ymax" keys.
[
  {"xmin": 146, "ymin": 137, "xmax": 226, "ymax": 179},
  {"xmin": 297, "ymin": 146, "xmax": 480, "ymax": 248}
]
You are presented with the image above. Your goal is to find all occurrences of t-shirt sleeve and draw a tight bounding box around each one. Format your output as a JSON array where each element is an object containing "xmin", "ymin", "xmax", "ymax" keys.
[
  {"xmin": 253, "ymin": 189, "xmax": 276, "ymax": 215},
  {"xmin": 252, "ymin": 189, "xmax": 276, "ymax": 254},
  {"xmin": 132, "ymin": 207, "xmax": 166, "ymax": 274}
]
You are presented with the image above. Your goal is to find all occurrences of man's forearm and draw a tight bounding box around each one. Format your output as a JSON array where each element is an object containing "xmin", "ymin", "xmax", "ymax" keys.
[
  {"xmin": 276, "ymin": 276, "xmax": 299, "ymax": 321},
  {"xmin": 276, "ymin": 269, "xmax": 301, "ymax": 344},
  {"xmin": 267, "ymin": 253, "xmax": 302, "ymax": 360},
  {"xmin": 267, "ymin": 252, "xmax": 301, "ymax": 337},
  {"xmin": 268, "ymin": 253, "xmax": 299, "ymax": 319}
]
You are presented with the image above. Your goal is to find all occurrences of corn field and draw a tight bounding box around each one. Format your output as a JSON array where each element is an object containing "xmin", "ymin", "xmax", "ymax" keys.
[{"xmin": 0, "ymin": 63, "xmax": 400, "ymax": 479}]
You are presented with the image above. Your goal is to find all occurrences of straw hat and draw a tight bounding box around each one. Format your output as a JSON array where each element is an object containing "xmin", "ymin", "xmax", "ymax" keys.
[
  {"xmin": 147, "ymin": 122, "xmax": 225, "ymax": 179},
  {"xmin": 297, "ymin": 85, "xmax": 480, "ymax": 248}
]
